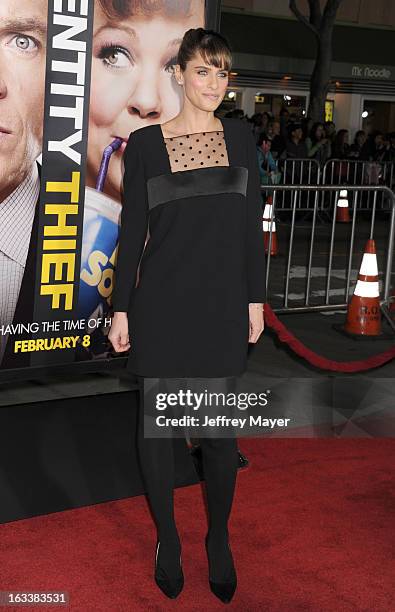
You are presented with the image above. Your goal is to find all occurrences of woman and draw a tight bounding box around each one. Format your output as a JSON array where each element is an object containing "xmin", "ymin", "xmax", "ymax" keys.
[
  {"xmin": 305, "ymin": 122, "xmax": 331, "ymax": 165},
  {"xmin": 348, "ymin": 130, "xmax": 366, "ymax": 159},
  {"xmin": 331, "ymin": 129, "xmax": 349, "ymax": 160},
  {"xmin": 329, "ymin": 129, "xmax": 350, "ymax": 183},
  {"xmin": 109, "ymin": 28, "xmax": 266, "ymax": 603}
]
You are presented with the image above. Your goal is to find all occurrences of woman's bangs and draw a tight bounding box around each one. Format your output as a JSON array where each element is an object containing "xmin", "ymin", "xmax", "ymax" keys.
[{"xmin": 200, "ymin": 45, "xmax": 232, "ymax": 72}]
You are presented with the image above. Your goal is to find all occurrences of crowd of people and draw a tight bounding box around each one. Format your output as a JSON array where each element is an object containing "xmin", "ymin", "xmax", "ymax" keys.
[{"xmin": 223, "ymin": 107, "xmax": 395, "ymax": 186}]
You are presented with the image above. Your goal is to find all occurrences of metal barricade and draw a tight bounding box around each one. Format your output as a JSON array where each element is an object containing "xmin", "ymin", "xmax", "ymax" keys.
[
  {"xmin": 274, "ymin": 158, "xmax": 321, "ymax": 211},
  {"xmin": 322, "ymin": 159, "xmax": 395, "ymax": 212},
  {"xmin": 261, "ymin": 185, "xmax": 395, "ymax": 328}
]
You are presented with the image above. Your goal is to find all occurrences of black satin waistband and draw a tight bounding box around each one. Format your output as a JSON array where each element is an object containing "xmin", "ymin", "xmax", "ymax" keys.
[{"xmin": 147, "ymin": 165, "xmax": 248, "ymax": 210}]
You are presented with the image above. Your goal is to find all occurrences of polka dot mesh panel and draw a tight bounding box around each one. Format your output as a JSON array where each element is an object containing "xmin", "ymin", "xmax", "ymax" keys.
[{"xmin": 164, "ymin": 130, "xmax": 229, "ymax": 172}]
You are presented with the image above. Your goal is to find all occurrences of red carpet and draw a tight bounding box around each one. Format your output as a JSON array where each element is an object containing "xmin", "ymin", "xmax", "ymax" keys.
[{"xmin": 1, "ymin": 438, "xmax": 394, "ymax": 611}]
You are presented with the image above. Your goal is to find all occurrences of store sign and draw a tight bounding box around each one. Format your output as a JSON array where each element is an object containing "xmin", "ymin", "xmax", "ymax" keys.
[
  {"xmin": 325, "ymin": 100, "xmax": 334, "ymax": 122},
  {"xmin": 351, "ymin": 65, "xmax": 392, "ymax": 80}
]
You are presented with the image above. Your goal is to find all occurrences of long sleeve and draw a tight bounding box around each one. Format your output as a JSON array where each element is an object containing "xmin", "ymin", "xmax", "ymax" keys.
[
  {"xmin": 245, "ymin": 124, "xmax": 267, "ymax": 303},
  {"xmin": 111, "ymin": 131, "xmax": 148, "ymax": 313}
]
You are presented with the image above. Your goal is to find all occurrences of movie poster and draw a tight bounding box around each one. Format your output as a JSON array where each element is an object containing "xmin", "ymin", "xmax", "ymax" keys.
[{"xmin": 0, "ymin": 0, "xmax": 207, "ymax": 374}]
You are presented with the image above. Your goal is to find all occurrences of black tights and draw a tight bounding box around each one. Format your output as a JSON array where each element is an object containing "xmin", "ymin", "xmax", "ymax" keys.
[{"xmin": 136, "ymin": 376, "xmax": 239, "ymax": 580}]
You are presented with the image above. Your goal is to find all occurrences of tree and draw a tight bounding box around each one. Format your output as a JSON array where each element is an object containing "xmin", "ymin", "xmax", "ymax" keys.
[{"xmin": 289, "ymin": 0, "xmax": 343, "ymax": 122}]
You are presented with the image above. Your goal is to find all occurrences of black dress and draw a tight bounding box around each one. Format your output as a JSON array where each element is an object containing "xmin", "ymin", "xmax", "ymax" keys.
[{"xmin": 111, "ymin": 117, "xmax": 266, "ymax": 379}]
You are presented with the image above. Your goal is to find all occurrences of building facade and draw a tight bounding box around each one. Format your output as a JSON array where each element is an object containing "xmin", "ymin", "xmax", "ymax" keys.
[{"xmin": 219, "ymin": 0, "xmax": 395, "ymax": 135}]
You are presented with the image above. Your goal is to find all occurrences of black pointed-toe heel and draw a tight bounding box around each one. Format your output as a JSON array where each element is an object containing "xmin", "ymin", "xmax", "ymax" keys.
[
  {"xmin": 154, "ymin": 540, "xmax": 184, "ymax": 599},
  {"xmin": 205, "ymin": 535, "xmax": 237, "ymax": 604}
]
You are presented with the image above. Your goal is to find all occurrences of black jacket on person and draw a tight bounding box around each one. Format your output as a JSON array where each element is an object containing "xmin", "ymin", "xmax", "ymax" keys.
[
  {"xmin": 270, "ymin": 134, "xmax": 286, "ymax": 159},
  {"xmin": 284, "ymin": 139, "xmax": 308, "ymax": 159}
]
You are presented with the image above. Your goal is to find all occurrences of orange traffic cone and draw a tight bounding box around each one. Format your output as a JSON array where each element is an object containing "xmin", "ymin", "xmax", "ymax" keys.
[
  {"xmin": 262, "ymin": 196, "xmax": 278, "ymax": 256},
  {"xmin": 343, "ymin": 238, "xmax": 382, "ymax": 336},
  {"xmin": 336, "ymin": 189, "xmax": 351, "ymax": 222}
]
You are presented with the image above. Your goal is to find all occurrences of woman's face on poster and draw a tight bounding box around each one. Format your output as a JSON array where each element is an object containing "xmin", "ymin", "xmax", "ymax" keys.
[{"xmin": 88, "ymin": 1, "xmax": 204, "ymax": 201}]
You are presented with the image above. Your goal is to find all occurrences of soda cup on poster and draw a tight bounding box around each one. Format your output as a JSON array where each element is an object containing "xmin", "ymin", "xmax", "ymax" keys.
[
  {"xmin": 79, "ymin": 186, "xmax": 121, "ymax": 322},
  {"xmin": 78, "ymin": 138, "xmax": 123, "ymax": 324}
]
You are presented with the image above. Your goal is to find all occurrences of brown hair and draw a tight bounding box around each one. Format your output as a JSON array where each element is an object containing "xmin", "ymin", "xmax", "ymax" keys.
[
  {"xmin": 98, "ymin": 0, "xmax": 194, "ymax": 19},
  {"xmin": 177, "ymin": 28, "xmax": 232, "ymax": 72}
]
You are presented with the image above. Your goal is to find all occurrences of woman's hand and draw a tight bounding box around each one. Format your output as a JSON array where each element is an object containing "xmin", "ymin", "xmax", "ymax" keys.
[
  {"xmin": 108, "ymin": 312, "xmax": 131, "ymax": 352},
  {"xmin": 248, "ymin": 303, "xmax": 265, "ymax": 343}
]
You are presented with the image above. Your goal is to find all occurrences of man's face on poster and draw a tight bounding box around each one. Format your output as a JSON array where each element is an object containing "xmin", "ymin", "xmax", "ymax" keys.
[
  {"xmin": 88, "ymin": 1, "xmax": 204, "ymax": 201},
  {"xmin": 0, "ymin": 0, "xmax": 47, "ymax": 201}
]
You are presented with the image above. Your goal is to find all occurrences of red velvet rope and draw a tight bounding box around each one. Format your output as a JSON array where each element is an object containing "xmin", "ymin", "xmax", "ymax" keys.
[{"xmin": 264, "ymin": 304, "xmax": 395, "ymax": 372}]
